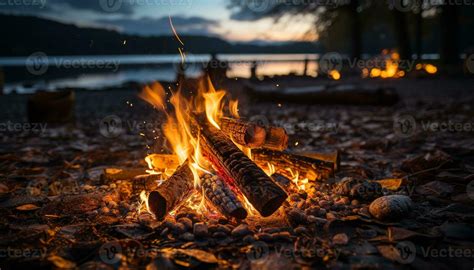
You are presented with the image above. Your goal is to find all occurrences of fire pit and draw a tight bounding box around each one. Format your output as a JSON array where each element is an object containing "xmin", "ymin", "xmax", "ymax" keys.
[{"xmin": 135, "ymin": 78, "xmax": 336, "ymax": 222}]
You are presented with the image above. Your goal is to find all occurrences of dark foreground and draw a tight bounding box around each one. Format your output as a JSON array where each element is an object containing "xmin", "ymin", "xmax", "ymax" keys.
[{"xmin": 0, "ymin": 78, "xmax": 474, "ymax": 269}]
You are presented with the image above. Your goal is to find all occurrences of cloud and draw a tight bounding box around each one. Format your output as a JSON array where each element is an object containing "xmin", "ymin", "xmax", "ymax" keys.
[
  {"xmin": 96, "ymin": 16, "xmax": 219, "ymax": 36},
  {"xmin": 0, "ymin": 0, "xmax": 134, "ymax": 15}
]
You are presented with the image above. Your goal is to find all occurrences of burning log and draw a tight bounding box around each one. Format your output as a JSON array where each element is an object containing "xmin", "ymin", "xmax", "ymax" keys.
[
  {"xmin": 271, "ymin": 173, "xmax": 298, "ymax": 193},
  {"xmin": 201, "ymin": 174, "xmax": 247, "ymax": 219},
  {"xmin": 101, "ymin": 168, "xmax": 147, "ymax": 181},
  {"xmin": 252, "ymin": 149, "xmax": 335, "ymax": 181},
  {"xmin": 263, "ymin": 126, "xmax": 289, "ymax": 151},
  {"xmin": 198, "ymin": 122, "xmax": 288, "ymax": 217},
  {"xmin": 219, "ymin": 117, "xmax": 288, "ymax": 151},
  {"xmin": 147, "ymin": 162, "xmax": 194, "ymax": 220},
  {"xmin": 145, "ymin": 154, "xmax": 180, "ymax": 171},
  {"xmin": 132, "ymin": 174, "xmax": 161, "ymax": 193},
  {"xmin": 220, "ymin": 117, "xmax": 266, "ymax": 148}
]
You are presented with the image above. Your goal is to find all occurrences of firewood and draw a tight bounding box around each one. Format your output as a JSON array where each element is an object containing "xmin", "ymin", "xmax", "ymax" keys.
[
  {"xmin": 271, "ymin": 173, "xmax": 298, "ymax": 193},
  {"xmin": 101, "ymin": 168, "xmax": 147, "ymax": 182},
  {"xmin": 219, "ymin": 117, "xmax": 288, "ymax": 151},
  {"xmin": 262, "ymin": 126, "xmax": 288, "ymax": 151},
  {"xmin": 145, "ymin": 154, "xmax": 180, "ymax": 171},
  {"xmin": 295, "ymin": 150, "xmax": 340, "ymax": 171},
  {"xmin": 198, "ymin": 122, "xmax": 288, "ymax": 217},
  {"xmin": 132, "ymin": 174, "xmax": 161, "ymax": 193},
  {"xmin": 147, "ymin": 162, "xmax": 194, "ymax": 220},
  {"xmin": 201, "ymin": 174, "xmax": 247, "ymax": 219},
  {"xmin": 220, "ymin": 117, "xmax": 267, "ymax": 148},
  {"xmin": 252, "ymin": 149, "xmax": 334, "ymax": 181}
]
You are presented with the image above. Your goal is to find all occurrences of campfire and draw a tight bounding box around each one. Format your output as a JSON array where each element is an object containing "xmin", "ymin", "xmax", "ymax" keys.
[{"xmin": 134, "ymin": 78, "xmax": 336, "ymax": 221}]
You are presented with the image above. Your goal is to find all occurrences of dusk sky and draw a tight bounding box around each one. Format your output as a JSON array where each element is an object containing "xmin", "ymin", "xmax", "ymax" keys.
[{"xmin": 0, "ymin": 0, "xmax": 316, "ymax": 42}]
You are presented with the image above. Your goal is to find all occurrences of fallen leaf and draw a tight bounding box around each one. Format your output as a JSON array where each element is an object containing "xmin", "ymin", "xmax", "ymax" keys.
[
  {"xmin": 373, "ymin": 178, "xmax": 404, "ymax": 190},
  {"xmin": 48, "ymin": 255, "xmax": 76, "ymax": 269},
  {"xmin": 16, "ymin": 204, "xmax": 40, "ymax": 211}
]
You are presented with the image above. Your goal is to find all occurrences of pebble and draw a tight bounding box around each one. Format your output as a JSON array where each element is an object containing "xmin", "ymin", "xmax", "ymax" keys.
[
  {"xmin": 212, "ymin": 231, "xmax": 227, "ymax": 238},
  {"xmin": 307, "ymin": 215, "xmax": 327, "ymax": 225},
  {"xmin": 243, "ymin": 235, "xmax": 256, "ymax": 244},
  {"xmin": 369, "ymin": 195, "xmax": 413, "ymax": 221},
  {"xmin": 231, "ymin": 224, "xmax": 253, "ymax": 237},
  {"xmin": 193, "ymin": 222, "xmax": 209, "ymax": 238},
  {"xmin": 286, "ymin": 208, "xmax": 307, "ymax": 226},
  {"xmin": 216, "ymin": 225, "xmax": 231, "ymax": 234},
  {"xmin": 272, "ymin": 231, "xmax": 292, "ymax": 242},
  {"xmin": 107, "ymin": 201, "xmax": 118, "ymax": 209},
  {"xmin": 294, "ymin": 226, "xmax": 308, "ymax": 235},
  {"xmin": 100, "ymin": 207, "xmax": 110, "ymax": 214},
  {"xmin": 326, "ymin": 212, "xmax": 337, "ymax": 220},
  {"xmin": 256, "ymin": 232, "xmax": 273, "ymax": 242},
  {"xmin": 289, "ymin": 194, "xmax": 301, "ymax": 202},
  {"xmin": 174, "ymin": 223, "xmax": 186, "ymax": 234},
  {"xmin": 178, "ymin": 217, "xmax": 193, "ymax": 231},
  {"xmin": 180, "ymin": 232, "xmax": 195, "ymax": 241},
  {"xmin": 332, "ymin": 233, "xmax": 349, "ymax": 245}
]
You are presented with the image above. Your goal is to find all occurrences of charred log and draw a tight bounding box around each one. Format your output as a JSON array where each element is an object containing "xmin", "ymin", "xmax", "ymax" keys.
[
  {"xmin": 147, "ymin": 162, "xmax": 194, "ymax": 220},
  {"xmin": 271, "ymin": 173, "xmax": 298, "ymax": 193},
  {"xmin": 295, "ymin": 150, "xmax": 340, "ymax": 172},
  {"xmin": 201, "ymin": 174, "xmax": 247, "ymax": 219},
  {"xmin": 252, "ymin": 149, "xmax": 334, "ymax": 181},
  {"xmin": 199, "ymin": 122, "xmax": 288, "ymax": 217}
]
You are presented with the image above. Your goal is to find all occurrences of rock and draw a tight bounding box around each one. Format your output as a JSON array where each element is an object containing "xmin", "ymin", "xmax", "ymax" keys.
[
  {"xmin": 307, "ymin": 215, "xmax": 327, "ymax": 225},
  {"xmin": 212, "ymin": 231, "xmax": 227, "ymax": 238},
  {"xmin": 369, "ymin": 195, "xmax": 412, "ymax": 221},
  {"xmin": 193, "ymin": 223, "xmax": 208, "ymax": 238},
  {"xmin": 255, "ymin": 232, "xmax": 273, "ymax": 242},
  {"xmin": 332, "ymin": 233, "xmax": 349, "ymax": 245},
  {"xmin": 289, "ymin": 194, "xmax": 301, "ymax": 202},
  {"xmin": 231, "ymin": 224, "xmax": 252, "ymax": 237},
  {"xmin": 180, "ymin": 232, "xmax": 195, "ymax": 241},
  {"xmin": 286, "ymin": 208, "xmax": 307, "ymax": 227},
  {"xmin": 215, "ymin": 224, "xmax": 231, "ymax": 234},
  {"xmin": 294, "ymin": 226, "xmax": 308, "ymax": 235},
  {"xmin": 174, "ymin": 223, "xmax": 186, "ymax": 234},
  {"xmin": 178, "ymin": 217, "xmax": 193, "ymax": 231},
  {"xmin": 334, "ymin": 178, "xmax": 382, "ymax": 200},
  {"xmin": 326, "ymin": 212, "xmax": 337, "ymax": 220},
  {"xmin": 271, "ymin": 231, "xmax": 292, "ymax": 242},
  {"xmin": 243, "ymin": 235, "xmax": 255, "ymax": 244}
]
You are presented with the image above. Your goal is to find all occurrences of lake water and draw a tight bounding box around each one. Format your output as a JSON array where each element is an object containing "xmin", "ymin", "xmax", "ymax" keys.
[
  {"xmin": 0, "ymin": 53, "xmax": 441, "ymax": 94},
  {"xmin": 0, "ymin": 54, "xmax": 320, "ymax": 94}
]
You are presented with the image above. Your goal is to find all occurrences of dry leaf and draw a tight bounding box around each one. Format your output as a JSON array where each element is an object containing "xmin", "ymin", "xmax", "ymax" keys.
[
  {"xmin": 16, "ymin": 204, "xmax": 40, "ymax": 211},
  {"xmin": 48, "ymin": 255, "xmax": 76, "ymax": 269},
  {"xmin": 373, "ymin": 178, "xmax": 404, "ymax": 190},
  {"xmin": 177, "ymin": 249, "xmax": 218, "ymax": 264}
]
